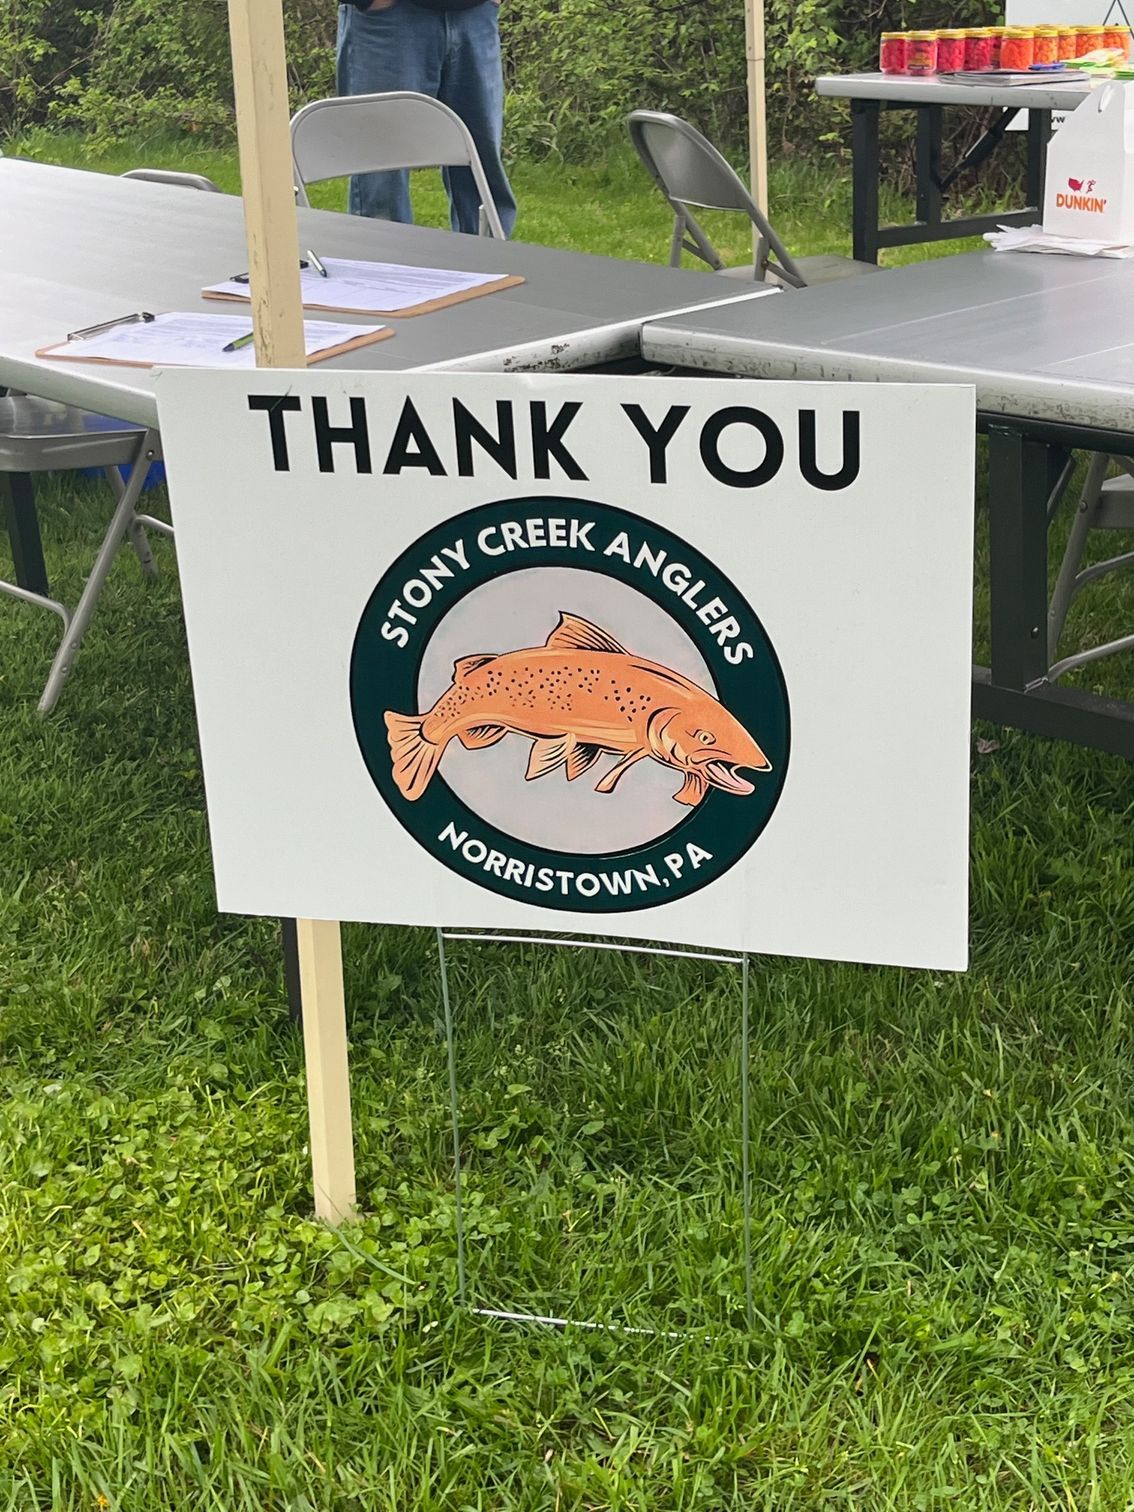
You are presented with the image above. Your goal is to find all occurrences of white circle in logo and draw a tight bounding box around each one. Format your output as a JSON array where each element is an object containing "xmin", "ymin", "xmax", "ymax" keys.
[{"xmin": 415, "ymin": 567, "xmax": 718, "ymax": 856}]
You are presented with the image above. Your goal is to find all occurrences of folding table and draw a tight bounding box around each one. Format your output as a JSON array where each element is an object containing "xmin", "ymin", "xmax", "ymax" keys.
[
  {"xmin": 641, "ymin": 248, "xmax": 1134, "ymax": 757},
  {"xmin": 2, "ymin": 157, "xmax": 776, "ymax": 1019},
  {"xmin": 0, "ymin": 157, "xmax": 775, "ymax": 713},
  {"xmin": 815, "ymin": 72, "xmax": 1090, "ymax": 262}
]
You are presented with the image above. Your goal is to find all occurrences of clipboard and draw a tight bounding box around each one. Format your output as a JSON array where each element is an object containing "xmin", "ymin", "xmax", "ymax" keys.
[
  {"xmin": 936, "ymin": 69, "xmax": 1085, "ymax": 86},
  {"xmin": 202, "ymin": 258, "xmax": 526, "ymax": 318},
  {"xmin": 36, "ymin": 310, "xmax": 394, "ymax": 369}
]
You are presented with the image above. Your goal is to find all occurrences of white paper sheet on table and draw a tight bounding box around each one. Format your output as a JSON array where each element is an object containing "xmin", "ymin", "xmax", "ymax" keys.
[
  {"xmin": 203, "ymin": 257, "xmax": 523, "ymax": 316},
  {"xmin": 38, "ymin": 311, "xmax": 392, "ymax": 368},
  {"xmin": 984, "ymin": 223, "xmax": 1134, "ymax": 257}
]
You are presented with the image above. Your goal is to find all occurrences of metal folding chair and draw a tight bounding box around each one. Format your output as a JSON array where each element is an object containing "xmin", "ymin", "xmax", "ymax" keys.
[
  {"xmin": 0, "ymin": 399, "xmax": 162, "ymax": 713},
  {"xmin": 290, "ymin": 91, "xmax": 507, "ymax": 239},
  {"xmin": 1047, "ymin": 454, "xmax": 1134, "ymax": 681},
  {"xmin": 627, "ymin": 110, "xmax": 879, "ymax": 287},
  {"xmin": 1, "ymin": 168, "xmax": 218, "ymax": 712}
]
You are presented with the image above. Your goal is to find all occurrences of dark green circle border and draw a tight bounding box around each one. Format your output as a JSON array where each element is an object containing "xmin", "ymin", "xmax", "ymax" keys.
[{"xmin": 349, "ymin": 497, "xmax": 790, "ymax": 914}]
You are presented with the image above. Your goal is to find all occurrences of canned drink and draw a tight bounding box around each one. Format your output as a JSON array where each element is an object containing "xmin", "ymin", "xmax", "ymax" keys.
[
  {"xmin": 906, "ymin": 30, "xmax": 938, "ymax": 75},
  {"xmin": 879, "ymin": 31, "xmax": 909, "ymax": 74}
]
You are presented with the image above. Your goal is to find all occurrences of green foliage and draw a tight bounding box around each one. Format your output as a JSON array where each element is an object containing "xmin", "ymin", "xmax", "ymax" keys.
[
  {"xmin": 48, "ymin": 0, "xmax": 235, "ymax": 142},
  {"xmin": 3, "ymin": 0, "xmax": 1010, "ymax": 164},
  {"xmin": 500, "ymin": 0, "xmax": 748, "ymax": 159},
  {"xmin": 0, "ymin": 0, "xmax": 103, "ymax": 132},
  {"xmin": 762, "ymin": 0, "xmax": 1001, "ymax": 153},
  {"xmin": 1, "ymin": 0, "xmax": 336, "ymax": 145}
]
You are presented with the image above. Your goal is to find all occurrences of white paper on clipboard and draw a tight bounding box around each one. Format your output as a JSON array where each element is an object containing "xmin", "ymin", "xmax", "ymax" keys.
[
  {"xmin": 203, "ymin": 258, "xmax": 523, "ymax": 317},
  {"xmin": 38, "ymin": 311, "xmax": 392, "ymax": 369}
]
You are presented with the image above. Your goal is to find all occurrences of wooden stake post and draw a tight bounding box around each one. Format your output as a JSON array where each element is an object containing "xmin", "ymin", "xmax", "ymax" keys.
[
  {"xmin": 744, "ymin": 0, "xmax": 769, "ymax": 221},
  {"xmin": 227, "ymin": 0, "xmax": 356, "ymax": 1224}
]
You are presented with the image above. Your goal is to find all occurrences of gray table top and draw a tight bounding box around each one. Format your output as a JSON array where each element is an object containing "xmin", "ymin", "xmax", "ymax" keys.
[
  {"xmin": 816, "ymin": 70, "xmax": 1094, "ymax": 110},
  {"xmin": 641, "ymin": 249, "xmax": 1134, "ymax": 433},
  {"xmin": 0, "ymin": 158, "xmax": 773, "ymax": 427}
]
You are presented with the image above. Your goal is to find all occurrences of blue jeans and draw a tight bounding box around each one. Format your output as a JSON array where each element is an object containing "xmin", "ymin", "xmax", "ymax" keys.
[{"xmin": 336, "ymin": 1, "xmax": 517, "ymax": 237}]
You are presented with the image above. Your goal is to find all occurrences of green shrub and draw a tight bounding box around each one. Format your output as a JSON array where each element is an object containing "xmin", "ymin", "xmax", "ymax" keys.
[
  {"xmin": 503, "ymin": 0, "xmax": 1003, "ymax": 162},
  {"xmin": 0, "ymin": 0, "xmax": 106, "ymax": 131},
  {"xmin": 2, "ymin": 0, "xmax": 1006, "ymax": 170}
]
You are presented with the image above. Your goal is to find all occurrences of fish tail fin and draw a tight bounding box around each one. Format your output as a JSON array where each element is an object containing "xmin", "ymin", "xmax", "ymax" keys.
[{"xmin": 384, "ymin": 711, "xmax": 444, "ymax": 801}]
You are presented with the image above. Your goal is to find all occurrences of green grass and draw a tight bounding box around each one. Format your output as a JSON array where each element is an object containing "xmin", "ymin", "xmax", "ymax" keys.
[
  {"xmin": 3, "ymin": 135, "xmax": 1134, "ymax": 1509},
  {"xmin": 9, "ymin": 128, "xmax": 993, "ymax": 269}
]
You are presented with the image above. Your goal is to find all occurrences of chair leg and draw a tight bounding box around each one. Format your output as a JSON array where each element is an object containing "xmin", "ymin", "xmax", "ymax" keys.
[
  {"xmin": 106, "ymin": 464, "xmax": 159, "ymax": 580},
  {"xmin": 669, "ymin": 214, "xmax": 685, "ymax": 268},
  {"xmin": 1048, "ymin": 451, "xmax": 1109, "ymax": 663},
  {"xmin": 38, "ymin": 431, "xmax": 158, "ymax": 715}
]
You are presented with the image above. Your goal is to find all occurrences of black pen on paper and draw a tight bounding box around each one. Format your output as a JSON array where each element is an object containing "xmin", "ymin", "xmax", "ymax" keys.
[{"xmin": 230, "ymin": 260, "xmax": 310, "ymax": 284}]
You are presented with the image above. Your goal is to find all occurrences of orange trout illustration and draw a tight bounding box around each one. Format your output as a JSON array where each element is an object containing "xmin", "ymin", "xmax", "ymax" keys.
[{"xmin": 384, "ymin": 612, "xmax": 772, "ymax": 807}]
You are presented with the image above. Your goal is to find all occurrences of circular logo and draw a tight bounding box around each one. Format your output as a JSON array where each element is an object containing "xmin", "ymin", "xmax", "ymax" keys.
[{"xmin": 350, "ymin": 498, "xmax": 790, "ymax": 913}]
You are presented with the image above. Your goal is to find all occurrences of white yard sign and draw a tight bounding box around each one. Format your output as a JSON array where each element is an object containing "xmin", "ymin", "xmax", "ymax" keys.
[
  {"xmin": 1006, "ymin": 0, "xmax": 1129, "ymax": 24},
  {"xmin": 157, "ymin": 372, "xmax": 974, "ymax": 971}
]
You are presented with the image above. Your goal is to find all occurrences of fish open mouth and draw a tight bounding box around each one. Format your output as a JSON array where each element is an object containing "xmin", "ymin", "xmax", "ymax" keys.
[{"xmin": 703, "ymin": 759, "xmax": 764, "ymax": 795}]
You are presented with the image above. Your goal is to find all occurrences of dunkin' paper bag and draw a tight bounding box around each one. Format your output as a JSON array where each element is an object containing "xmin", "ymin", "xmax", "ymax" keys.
[{"xmin": 1043, "ymin": 84, "xmax": 1134, "ymax": 242}]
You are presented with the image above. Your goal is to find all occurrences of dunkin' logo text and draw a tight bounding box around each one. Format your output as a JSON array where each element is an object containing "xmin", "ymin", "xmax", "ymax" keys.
[{"xmin": 1057, "ymin": 176, "xmax": 1106, "ymax": 213}]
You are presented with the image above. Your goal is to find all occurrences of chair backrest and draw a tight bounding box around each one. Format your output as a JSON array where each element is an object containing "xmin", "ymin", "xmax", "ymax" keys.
[
  {"xmin": 626, "ymin": 110, "xmax": 803, "ymax": 286},
  {"xmin": 121, "ymin": 169, "xmax": 222, "ymax": 192},
  {"xmin": 290, "ymin": 91, "xmax": 506, "ymax": 238}
]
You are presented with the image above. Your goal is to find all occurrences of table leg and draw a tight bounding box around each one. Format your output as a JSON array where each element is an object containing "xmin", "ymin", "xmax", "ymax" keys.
[
  {"xmin": 1026, "ymin": 109, "xmax": 1049, "ymax": 211},
  {"xmin": 987, "ymin": 426, "xmax": 1050, "ymax": 692},
  {"xmin": 972, "ymin": 426, "xmax": 1134, "ymax": 757},
  {"xmin": 3, "ymin": 472, "xmax": 49, "ymax": 597},
  {"xmin": 282, "ymin": 917, "xmax": 302, "ymax": 1024},
  {"xmin": 915, "ymin": 106, "xmax": 943, "ymax": 228},
  {"xmin": 851, "ymin": 99, "xmax": 881, "ymax": 264}
]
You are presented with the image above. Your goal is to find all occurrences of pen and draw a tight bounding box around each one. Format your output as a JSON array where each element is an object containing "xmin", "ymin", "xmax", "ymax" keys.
[
  {"xmin": 306, "ymin": 248, "xmax": 329, "ymax": 278},
  {"xmin": 229, "ymin": 260, "xmax": 309, "ymax": 284},
  {"xmin": 222, "ymin": 329, "xmax": 256, "ymax": 353}
]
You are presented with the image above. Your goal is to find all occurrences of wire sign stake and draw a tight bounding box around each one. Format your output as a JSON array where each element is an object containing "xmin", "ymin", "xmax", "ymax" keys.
[{"xmin": 436, "ymin": 928, "xmax": 755, "ymax": 1334}]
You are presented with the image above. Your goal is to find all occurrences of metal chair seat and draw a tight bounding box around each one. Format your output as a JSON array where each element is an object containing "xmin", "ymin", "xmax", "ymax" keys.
[
  {"xmin": 0, "ymin": 396, "xmax": 144, "ymax": 468},
  {"xmin": 717, "ymin": 254, "xmax": 882, "ymax": 285},
  {"xmin": 790, "ymin": 254, "xmax": 882, "ymax": 284}
]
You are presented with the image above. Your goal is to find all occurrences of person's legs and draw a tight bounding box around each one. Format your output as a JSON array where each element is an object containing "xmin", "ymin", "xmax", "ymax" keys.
[
  {"xmin": 438, "ymin": 4, "xmax": 517, "ymax": 236},
  {"xmin": 335, "ymin": 1, "xmax": 443, "ymax": 222}
]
